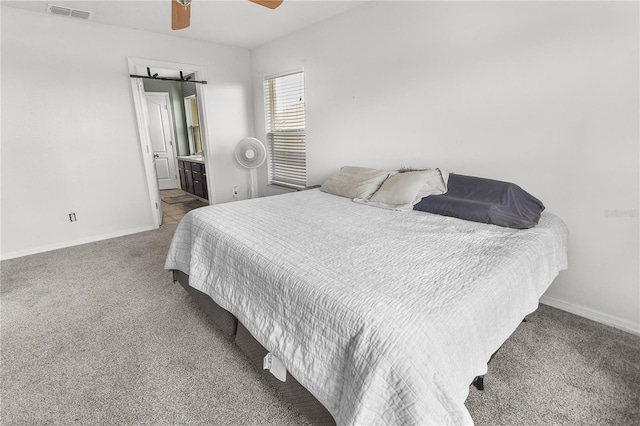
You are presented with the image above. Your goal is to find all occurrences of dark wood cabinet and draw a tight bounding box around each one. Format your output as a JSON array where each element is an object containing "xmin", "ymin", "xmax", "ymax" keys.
[
  {"xmin": 178, "ymin": 160, "xmax": 189, "ymax": 192},
  {"xmin": 178, "ymin": 160, "xmax": 208, "ymax": 200}
]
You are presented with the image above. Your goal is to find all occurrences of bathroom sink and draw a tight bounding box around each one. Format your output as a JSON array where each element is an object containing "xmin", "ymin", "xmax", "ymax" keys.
[{"xmin": 179, "ymin": 155, "xmax": 205, "ymax": 162}]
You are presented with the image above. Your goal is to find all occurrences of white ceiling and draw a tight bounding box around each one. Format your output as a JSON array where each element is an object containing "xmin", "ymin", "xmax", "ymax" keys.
[{"xmin": 1, "ymin": 0, "xmax": 368, "ymax": 49}]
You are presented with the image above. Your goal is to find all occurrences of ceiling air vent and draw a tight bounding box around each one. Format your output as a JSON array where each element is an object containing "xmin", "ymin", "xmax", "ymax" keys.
[{"xmin": 47, "ymin": 4, "xmax": 93, "ymax": 20}]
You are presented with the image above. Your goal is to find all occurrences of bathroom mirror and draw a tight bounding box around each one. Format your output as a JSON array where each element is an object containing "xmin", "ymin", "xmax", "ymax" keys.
[{"xmin": 184, "ymin": 95, "xmax": 202, "ymax": 155}]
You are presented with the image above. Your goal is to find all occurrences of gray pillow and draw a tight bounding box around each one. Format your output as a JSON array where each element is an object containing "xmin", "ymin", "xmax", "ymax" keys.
[
  {"xmin": 413, "ymin": 174, "xmax": 545, "ymax": 229},
  {"xmin": 321, "ymin": 166, "xmax": 394, "ymax": 199}
]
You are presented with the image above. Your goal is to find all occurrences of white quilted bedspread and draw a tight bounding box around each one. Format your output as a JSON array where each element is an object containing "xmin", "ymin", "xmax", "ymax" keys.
[{"xmin": 165, "ymin": 189, "xmax": 568, "ymax": 425}]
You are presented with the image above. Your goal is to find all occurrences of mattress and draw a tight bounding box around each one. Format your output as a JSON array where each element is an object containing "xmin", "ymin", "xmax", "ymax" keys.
[{"xmin": 165, "ymin": 189, "xmax": 568, "ymax": 425}]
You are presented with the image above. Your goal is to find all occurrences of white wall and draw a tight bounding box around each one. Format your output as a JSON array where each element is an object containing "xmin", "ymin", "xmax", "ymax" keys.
[
  {"xmin": 251, "ymin": 2, "xmax": 640, "ymax": 333},
  {"xmin": 1, "ymin": 7, "xmax": 254, "ymax": 259}
]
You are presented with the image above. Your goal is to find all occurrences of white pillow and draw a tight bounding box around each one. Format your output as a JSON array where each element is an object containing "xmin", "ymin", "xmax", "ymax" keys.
[
  {"xmin": 321, "ymin": 166, "xmax": 394, "ymax": 199},
  {"xmin": 354, "ymin": 169, "xmax": 449, "ymax": 211}
]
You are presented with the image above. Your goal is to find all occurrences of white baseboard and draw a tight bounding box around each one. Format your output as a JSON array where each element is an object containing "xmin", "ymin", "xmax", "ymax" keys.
[
  {"xmin": 540, "ymin": 295, "xmax": 640, "ymax": 336},
  {"xmin": 0, "ymin": 225, "xmax": 156, "ymax": 261}
]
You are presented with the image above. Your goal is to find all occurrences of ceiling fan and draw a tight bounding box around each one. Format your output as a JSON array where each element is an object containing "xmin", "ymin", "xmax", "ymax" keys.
[{"xmin": 172, "ymin": 0, "xmax": 283, "ymax": 30}]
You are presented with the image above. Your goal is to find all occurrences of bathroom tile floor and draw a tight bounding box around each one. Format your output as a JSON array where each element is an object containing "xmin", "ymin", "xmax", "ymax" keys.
[{"xmin": 160, "ymin": 189, "xmax": 209, "ymax": 224}]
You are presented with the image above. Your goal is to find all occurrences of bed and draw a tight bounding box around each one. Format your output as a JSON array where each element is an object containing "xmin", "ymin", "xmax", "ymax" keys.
[{"xmin": 165, "ymin": 186, "xmax": 568, "ymax": 425}]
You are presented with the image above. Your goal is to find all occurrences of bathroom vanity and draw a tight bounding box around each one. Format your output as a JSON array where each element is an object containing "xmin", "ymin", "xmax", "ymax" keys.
[{"xmin": 177, "ymin": 156, "xmax": 208, "ymax": 200}]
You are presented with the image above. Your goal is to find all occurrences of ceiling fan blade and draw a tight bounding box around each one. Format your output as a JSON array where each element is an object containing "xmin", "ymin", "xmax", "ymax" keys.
[
  {"xmin": 172, "ymin": 0, "xmax": 191, "ymax": 30},
  {"xmin": 249, "ymin": 0, "xmax": 283, "ymax": 10}
]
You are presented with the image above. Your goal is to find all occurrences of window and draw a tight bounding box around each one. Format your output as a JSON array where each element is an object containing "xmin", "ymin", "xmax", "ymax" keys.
[{"xmin": 264, "ymin": 71, "xmax": 306, "ymax": 189}]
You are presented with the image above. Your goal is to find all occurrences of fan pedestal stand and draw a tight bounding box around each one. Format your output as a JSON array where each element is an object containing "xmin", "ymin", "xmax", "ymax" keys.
[{"xmin": 249, "ymin": 168, "xmax": 259, "ymax": 199}]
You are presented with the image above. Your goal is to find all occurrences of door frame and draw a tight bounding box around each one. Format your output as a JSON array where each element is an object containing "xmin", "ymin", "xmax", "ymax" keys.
[
  {"xmin": 144, "ymin": 91, "xmax": 180, "ymax": 190},
  {"xmin": 127, "ymin": 57, "xmax": 214, "ymax": 228}
]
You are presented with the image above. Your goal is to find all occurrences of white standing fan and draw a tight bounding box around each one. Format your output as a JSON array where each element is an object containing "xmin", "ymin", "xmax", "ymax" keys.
[{"xmin": 235, "ymin": 137, "xmax": 267, "ymax": 199}]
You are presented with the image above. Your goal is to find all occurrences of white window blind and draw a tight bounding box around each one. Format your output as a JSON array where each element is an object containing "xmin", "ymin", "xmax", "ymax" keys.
[{"xmin": 264, "ymin": 71, "xmax": 306, "ymax": 189}]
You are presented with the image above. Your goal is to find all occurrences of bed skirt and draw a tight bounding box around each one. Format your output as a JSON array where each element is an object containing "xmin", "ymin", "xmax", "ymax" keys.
[
  {"xmin": 172, "ymin": 270, "xmax": 336, "ymax": 425},
  {"xmin": 173, "ymin": 270, "xmax": 237, "ymax": 338}
]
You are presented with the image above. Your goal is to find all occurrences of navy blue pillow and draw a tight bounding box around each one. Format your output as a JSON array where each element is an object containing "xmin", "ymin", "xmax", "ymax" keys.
[{"xmin": 413, "ymin": 174, "xmax": 545, "ymax": 229}]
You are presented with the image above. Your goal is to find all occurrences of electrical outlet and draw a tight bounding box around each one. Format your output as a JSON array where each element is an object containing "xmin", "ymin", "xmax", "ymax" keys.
[
  {"xmin": 69, "ymin": 213, "xmax": 77, "ymax": 222},
  {"xmin": 233, "ymin": 186, "xmax": 239, "ymax": 198}
]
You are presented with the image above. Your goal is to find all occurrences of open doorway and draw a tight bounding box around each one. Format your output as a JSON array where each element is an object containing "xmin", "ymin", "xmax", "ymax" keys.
[{"xmin": 128, "ymin": 58, "xmax": 214, "ymax": 228}]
